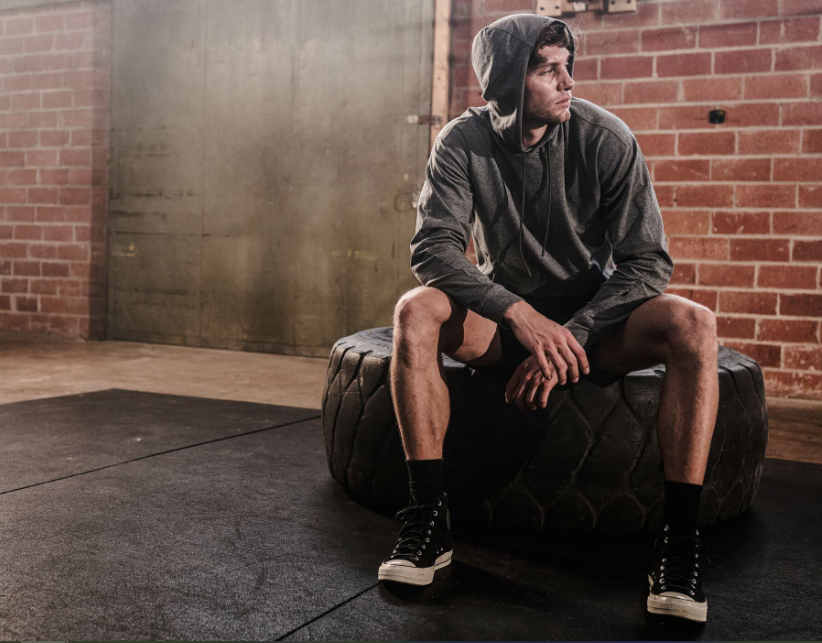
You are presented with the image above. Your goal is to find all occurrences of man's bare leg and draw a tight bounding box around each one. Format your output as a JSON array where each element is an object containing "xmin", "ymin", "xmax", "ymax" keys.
[
  {"xmin": 390, "ymin": 286, "xmax": 502, "ymax": 460},
  {"xmin": 593, "ymin": 293, "xmax": 719, "ymax": 484}
]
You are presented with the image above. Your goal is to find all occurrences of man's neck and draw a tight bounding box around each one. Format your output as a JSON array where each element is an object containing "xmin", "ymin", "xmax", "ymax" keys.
[{"xmin": 522, "ymin": 121, "xmax": 547, "ymax": 149}]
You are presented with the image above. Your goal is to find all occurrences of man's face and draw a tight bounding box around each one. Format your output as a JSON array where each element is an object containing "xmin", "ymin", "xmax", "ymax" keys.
[{"xmin": 523, "ymin": 45, "xmax": 574, "ymax": 126}]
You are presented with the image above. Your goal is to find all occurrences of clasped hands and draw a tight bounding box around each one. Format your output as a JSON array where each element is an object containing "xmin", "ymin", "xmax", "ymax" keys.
[{"xmin": 502, "ymin": 301, "xmax": 590, "ymax": 411}]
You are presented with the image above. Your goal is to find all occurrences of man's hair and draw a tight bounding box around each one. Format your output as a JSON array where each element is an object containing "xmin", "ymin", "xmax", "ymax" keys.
[{"xmin": 527, "ymin": 21, "xmax": 581, "ymax": 68}]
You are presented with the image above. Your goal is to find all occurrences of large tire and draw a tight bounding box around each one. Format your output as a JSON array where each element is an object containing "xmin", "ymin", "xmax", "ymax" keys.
[{"xmin": 322, "ymin": 327, "xmax": 768, "ymax": 533}]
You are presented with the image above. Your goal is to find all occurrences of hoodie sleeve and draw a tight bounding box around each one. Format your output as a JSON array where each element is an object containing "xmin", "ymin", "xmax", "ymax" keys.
[
  {"xmin": 563, "ymin": 133, "xmax": 674, "ymax": 351},
  {"xmin": 410, "ymin": 134, "xmax": 524, "ymax": 328}
]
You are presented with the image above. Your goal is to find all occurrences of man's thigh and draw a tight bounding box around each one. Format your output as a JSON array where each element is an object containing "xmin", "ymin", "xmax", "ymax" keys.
[
  {"xmin": 433, "ymin": 290, "xmax": 505, "ymax": 368},
  {"xmin": 593, "ymin": 293, "xmax": 700, "ymax": 374}
]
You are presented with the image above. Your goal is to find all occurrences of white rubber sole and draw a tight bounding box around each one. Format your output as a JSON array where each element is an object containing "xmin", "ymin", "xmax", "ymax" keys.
[
  {"xmin": 647, "ymin": 574, "xmax": 708, "ymax": 623},
  {"xmin": 377, "ymin": 550, "xmax": 453, "ymax": 586}
]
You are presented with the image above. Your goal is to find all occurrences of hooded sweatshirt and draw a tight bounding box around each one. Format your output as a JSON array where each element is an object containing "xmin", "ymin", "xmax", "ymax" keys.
[{"xmin": 409, "ymin": 13, "xmax": 674, "ymax": 352}]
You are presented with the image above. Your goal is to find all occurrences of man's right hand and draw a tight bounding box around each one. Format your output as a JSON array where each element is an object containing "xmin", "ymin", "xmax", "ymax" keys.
[{"xmin": 503, "ymin": 300, "xmax": 590, "ymax": 385}]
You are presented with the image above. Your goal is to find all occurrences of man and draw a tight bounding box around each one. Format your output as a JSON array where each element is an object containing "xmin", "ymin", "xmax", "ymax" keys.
[{"xmin": 378, "ymin": 13, "xmax": 718, "ymax": 624}]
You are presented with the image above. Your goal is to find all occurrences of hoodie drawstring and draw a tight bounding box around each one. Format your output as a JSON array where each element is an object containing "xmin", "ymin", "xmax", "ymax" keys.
[
  {"xmin": 541, "ymin": 139, "xmax": 551, "ymax": 257},
  {"xmin": 519, "ymin": 152, "xmax": 532, "ymax": 278}
]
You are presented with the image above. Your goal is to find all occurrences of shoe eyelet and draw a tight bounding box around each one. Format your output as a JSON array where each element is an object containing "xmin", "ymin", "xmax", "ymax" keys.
[
  {"xmin": 664, "ymin": 537, "xmax": 668, "ymax": 543},
  {"xmin": 694, "ymin": 572, "xmax": 698, "ymax": 576},
  {"xmin": 425, "ymin": 537, "xmax": 429, "ymax": 542},
  {"xmin": 660, "ymin": 565, "xmax": 665, "ymax": 570},
  {"xmin": 695, "ymin": 563, "xmax": 699, "ymax": 568},
  {"xmin": 430, "ymin": 521, "xmax": 434, "ymax": 526},
  {"xmin": 433, "ymin": 511, "xmax": 438, "ymax": 516},
  {"xmin": 695, "ymin": 554, "xmax": 699, "ymax": 559},
  {"xmin": 428, "ymin": 530, "xmax": 431, "ymax": 534},
  {"xmin": 663, "ymin": 525, "xmax": 668, "ymax": 531},
  {"xmin": 690, "ymin": 591, "xmax": 695, "ymax": 596},
  {"xmin": 416, "ymin": 551, "xmax": 421, "ymax": 555},
  {"xmin": 438, "ymin": 500, "xmax": 441, "ymax": 506},
  {"xmin": 661, "ymin": 586, "xmax": 666, "ymax": 590},
  {"xmin": 661, "ymin": 558, "xmax": 666, "ymax": 563}
]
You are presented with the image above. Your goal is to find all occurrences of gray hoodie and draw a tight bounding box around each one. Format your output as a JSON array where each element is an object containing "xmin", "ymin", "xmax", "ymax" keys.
[{"xmin": 409, "ymin": 13, "xmax": 674, "ymax": 351}]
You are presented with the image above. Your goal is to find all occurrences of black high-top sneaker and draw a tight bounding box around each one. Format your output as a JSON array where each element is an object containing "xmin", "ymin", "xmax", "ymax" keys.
[
  {"xmin": 647, "ymin": 521, "xmax": 711, "ymax": 623},
  {"xmin": 377, "ymin": 492, "xmax": 453, "ymax": 586}
]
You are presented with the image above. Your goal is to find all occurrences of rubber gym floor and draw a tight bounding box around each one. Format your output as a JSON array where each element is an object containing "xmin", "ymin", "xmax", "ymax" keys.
[{"xmin": 0, "ymin": 333, "xmax": 820, "ymax": 641}]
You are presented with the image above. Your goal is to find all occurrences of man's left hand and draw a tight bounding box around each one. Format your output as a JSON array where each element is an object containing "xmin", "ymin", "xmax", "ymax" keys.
[{"xmin": 505, "ymin": 354, "xmax": 560, "ymax": 410}]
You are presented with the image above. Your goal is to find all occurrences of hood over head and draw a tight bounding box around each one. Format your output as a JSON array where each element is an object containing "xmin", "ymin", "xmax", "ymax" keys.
[{"xmin": 471, "ymin": 13, "xmax": 575, "ymax": 153}]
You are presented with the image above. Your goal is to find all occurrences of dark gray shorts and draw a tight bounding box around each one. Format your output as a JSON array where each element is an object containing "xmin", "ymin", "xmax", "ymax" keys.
[{"xmin": 473, "ymin": 295, "xmax": 627, "ymax": 390}]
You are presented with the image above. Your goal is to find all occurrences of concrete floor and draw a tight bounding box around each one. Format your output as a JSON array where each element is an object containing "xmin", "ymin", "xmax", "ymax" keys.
[{"xmin": 1, "ymin": 331, "xmax": 820, "ymax": 465}]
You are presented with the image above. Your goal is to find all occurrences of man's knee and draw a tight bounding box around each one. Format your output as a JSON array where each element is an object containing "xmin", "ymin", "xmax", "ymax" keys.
[
  {"xmin": 660, "ymin": 297, "xmax": 717, "ymax": 361},
  {"xmin": 394, "ymin": 286, "xmax": 452, "ymax": 342}
]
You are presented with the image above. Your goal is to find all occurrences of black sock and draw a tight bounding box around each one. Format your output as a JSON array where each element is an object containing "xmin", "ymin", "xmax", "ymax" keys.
[
  {"xmin": 406, "ymin": 457, "xmax": 444, "ymax": 504},
  {"xmin": 663, "ymin": 480, "xmax": 703, "ymax": 532}
]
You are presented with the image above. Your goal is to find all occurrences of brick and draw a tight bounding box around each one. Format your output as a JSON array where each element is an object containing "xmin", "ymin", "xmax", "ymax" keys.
[
  {"xmin": 56, "ymin": 244, "xmax": 88, "ymax": 262},
  {"xmin": 661, "ymin": 209, "xmax": 710, "ymax": 234},
  {"xmin": 28, "ymin": 245, "xmax": 58, "ymax": 260},
  {"xmin": 683, "ymin": 77, "xmax": 743, "ymax": 101},
  {"xmin": 720, "ymin": 0, "xmax": 780, "ymax": 19},
  {"xmin": 601, "ymin": 55, "xmax": 654, "ymax": 79},
  {"xmin": 13, "ymin": 261, "xmax": 41, "ymax": 277},
  {"xmin": 730, "ymin": 238, "xmax": 791, "ymax": 261},
  {"xmin": 784, "ymin": 346, "xmax": 822, "ymax": 371},
  {"xmin": 602, "ymin": 2, "xmax": 661, "ymax": 28},
  {"xmin": 485, "ymin": 0, "xmax": 533, "ymax": 10},
  {"xmin": 699, "ymin": 263, "xmax": 755, "ymax": 287},
  {"xmin": 737, "ymin": 185, "xmax": 797, "ymax": 208},
  {"xmin": 720, "ymin": 291, "xmax": 778, "ymax": 314},
  {"xmin": 716, "ymin": 49, "xmax": 773, "ymax": 74},
  {"xmin": 41, "ymin": 225, "xmax": 74, "ymax": 242},
  {"xmin": 726, "ymin": 103, "xmax": 781, "ymax": 127},
  {"xmin": 712, "ymin": 211, "xmax": 771, "ymax": 235},
  {"xmin": 781, "ymin": 293, "xmax": 822, "ymax": 316},
  {"xmin": 781, "ymin": 0, "xmax": 822, "ymax": 15},
  {"xmin": 765, "ymin": 370, "xmax": 822, "ymax": 399},
  {"xmin": 0, "ymin": 314, "xmax": 30, "ymax": 331},
  {"xmin": 14, "ymin": 296, "xmax": 38, "ymax": 313},
  {"xmin": 776, "ymin": 45, "xmax": 822, "ymax": 71},
  {"xmin": 698, "ymin": 21, "xmax": 758, "ymax": 48},
  {"xmin": 30, "ymin": 279, "xmax": 59, "ymax": 295},
  {"xmin": 803, "ymin": 129, "xmax": 822, "ymax": 153},
  {"xmin": 758, "ymin": 265, "xmax": 818, "ymax": 289},
  {"xmin": 584, "ymin": 29, "xmax": 641, "ymax": 56},
  {"xmin": 1, "ymin": 278, "xmax": 28, "ymax": 294},
  {"xmin": 744, "ymin": 74, "xmax": 808, "ymax": 100},
  {"xmin": 655, "ymin": 185, "xmax": 675, "ymax": 207},
  {"xmin": 799, "ymin": 185, "xmax": 822, "ymax": 207},
  {"xmin": 656, "ymin": 52, "xmax": 712, "ymax": 77},
  {"xmin": 635, "ymin": 133, "xmax": 675, "ymax": 156},
  {"xmin": 41, "ymin": 262, "xmax": 70, "ymax": 277},
  {"xmin": 609, "ymin": 107, "xmax": 658, "ymax": 131},
  {"xmin": 759, "ymin": 319, "xmax": 819, "ymax": 343},
  {"xmin": 669, "ymin": 236, "xmax": 729, "ymax": 259},
  {"xmin": 0, "ymin": 243, "xmax": 28, "ymax": 259},
  {"xmin": 573, "ymin": 58, "xmax": 598, "ymax": 81},
  {"xmin": 725, "ymin": 341, "xmax": 783, "ymax": 367},
  {"xmin": 794, "ymin": 239, "xmax": 822, "ymax": 260},
  {"xmin": 671, "ymin": 262, "xmax": 697, "ymax": 285},
  {"xmin": 641, "ymin": 26, "xmax": 697, "ymax": 52},
  {"xmin": 666, "ymin": 287, "xmax": 719, "ymax": 310},
  {"xmin": 739, "ymin": 129, "xmax": 800, "ymax": 154},
  {"xmin": 571, "ymin": 83, "xmax": 623, "ymax": 107},
  {"xmin": 760, "ymin": 16, "xmax": 821, "ymax": 44},
  {"xmin": 775, "ymin": 158, "xmax": 822, "ymax": 183},
  {"xmin": 711, "ymin": 158, "xmax": 771, "ymax": 182},
  {"xmin": 655, "ymin": 160, "xmax": 710, "ymax": 182},
  {"xmin": 717, "ymin": 316, "xmax": 757, "ymax": 339},
  {"xmin": 13, "ymin": 225, "xmax": 43, "ymax": 240},
  {"xmin": 661, "ymin": 0, "xmax": 720, "ymax": 25},
  {"xmin": 675, "ymin": 185, "xmax": 734, "ymax": 207},
  {"xmin": 678, "ymin": 132, "xmax": 735, "ymax": 155},
  {"xmin": 783, "ymin": 102, "xmax": 822, "ymax": 125},
  {"xmin": 622, "ymin": 80, "xmax": 679, "ymax": 104}
]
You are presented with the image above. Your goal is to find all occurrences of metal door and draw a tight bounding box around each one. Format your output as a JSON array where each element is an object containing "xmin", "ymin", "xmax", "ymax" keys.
[{"xmin": 108, "ymin": 0, "xmax": 433, "ymax": 356}]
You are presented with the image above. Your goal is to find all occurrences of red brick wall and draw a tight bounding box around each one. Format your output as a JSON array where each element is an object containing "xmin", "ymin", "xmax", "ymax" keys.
[
  {"xmin": 0, "ymin": 1, "xmax": 110, "ymax": 339},
  {"xmin": 452, "ymin": 0, "xmax": 822, "ymax": 400}
]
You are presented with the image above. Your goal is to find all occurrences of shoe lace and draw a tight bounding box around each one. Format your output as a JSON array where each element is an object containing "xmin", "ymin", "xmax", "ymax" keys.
[
  {"xmin": 656, "ymin": 529, "xmax": 712, "ymax": 593},
  {"xmin": 390, "ymin": 497, "xmax": 442, "ymax": 560}
]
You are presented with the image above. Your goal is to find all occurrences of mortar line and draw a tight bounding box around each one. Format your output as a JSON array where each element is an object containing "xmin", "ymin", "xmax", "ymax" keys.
[{"xmin": 274, "ymin": 583, "xmax": 381, "ymax": 641}]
